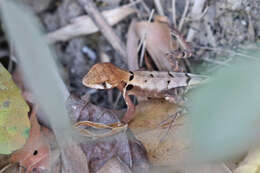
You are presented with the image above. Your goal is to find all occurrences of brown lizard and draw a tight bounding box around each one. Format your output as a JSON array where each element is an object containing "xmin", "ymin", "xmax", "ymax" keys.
[{"xmin": 82, "ymin": 62, "xmax": 207, "ymax": 123}]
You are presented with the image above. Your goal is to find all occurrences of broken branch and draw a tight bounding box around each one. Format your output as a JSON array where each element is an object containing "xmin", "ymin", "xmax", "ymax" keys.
[{"xmin": 77, "ymin": 0, "xmax": 128, "ymax": 62}]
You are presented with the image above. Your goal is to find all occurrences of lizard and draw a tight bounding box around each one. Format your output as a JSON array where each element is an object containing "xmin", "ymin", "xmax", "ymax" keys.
[{"xmin": 82, "ymin": 62, "xmax": 207, "ymax": 123}]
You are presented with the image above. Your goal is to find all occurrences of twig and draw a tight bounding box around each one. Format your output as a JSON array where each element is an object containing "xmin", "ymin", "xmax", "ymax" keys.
[
  {"xmin": 199, "ymin": 46, "xmax": 260, "ymax": 61},
  {"xmin": 126, "ymin": 19, "xmax": 139, "ymax": 70},
  {"xmin": 77, "ymin": 0, "xmax": 128, "ymax": 62},
  {"xmin": 46, "ymin": 5, "xmax": 135, "ymax": 47},
  {"xmin": 186, "ymin": 0, "xmax": 207, "ymax": 42},
  {"xmin": 138, "ymin": 9, "xmax": 155, "ymax": 67},
  {"xmin": 247, "ymin": 11, "xmax": 255, "ymax": 42},
  {"xmin": 178, "ymin": 0, "xmax": 190, "ymax": 31},
  {"xmin": 203, "ymin": 16, "xmax": 217, "ymax": 47},
  {"xmin": 185, "ymin": 6, "xmax": 208, "ymax": 21},
  {"xmin": 0, "ymin": 163, "xmax": 12, "ymax": 173},
  {"xmin": 203, "ymin": 57, "xmax": 232, "ymax": 66},
  {"xmin": 129, "ymin": 0, "xmax": 149, "ymax": 18},
  {"xmin": 154, "ymin": 0, "xmax": 165, "ymax": 16},
  {"xmin": 140, "ymin": 0, "xmax": 151, "ymax": 14},
  {"xmin": 171, "ymin": 0, "xmax": 177, "ymax": 27},
  {"xmin": 113, "ymin": 91, "xmax": 122, "ymax": 109}
]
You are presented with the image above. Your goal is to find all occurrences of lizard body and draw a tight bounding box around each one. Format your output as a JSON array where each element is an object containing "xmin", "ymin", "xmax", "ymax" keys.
[
  {"xmin": 83, "ymin": 63, "xmax": 206, "ymax": 91},
  {"xmin": 83, "ymin": 63, "xmax": 207, "ymax": 122}
]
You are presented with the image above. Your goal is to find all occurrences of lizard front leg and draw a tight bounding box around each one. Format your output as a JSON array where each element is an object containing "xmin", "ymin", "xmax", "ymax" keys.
[{"xmin": 117, "ymin": 83, "xmax": 136, "ymax": 123}]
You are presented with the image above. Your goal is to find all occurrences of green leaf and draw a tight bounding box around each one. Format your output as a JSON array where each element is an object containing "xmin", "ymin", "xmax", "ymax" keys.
[
  {"xmin": 189, "ymin": 43, "xmax": 260, "ymax": 161},
  {"xmin": 0, "ymin": 63, "xmax": 30, "ymax": 154}
]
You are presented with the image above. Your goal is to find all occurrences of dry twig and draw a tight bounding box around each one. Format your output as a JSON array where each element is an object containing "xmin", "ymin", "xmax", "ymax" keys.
[
  {"xmin": 171, "ymin": 0, "xmax": 177, "ymax": 27},
  {"xmin": 76, "ymin": 0, "xmax": 129, "ymax": 62},
  {"xmin": 0, "ymin": 163, "xmax": 13, "ymax": 173},
  {"xmin": 46, "ymin": 6, "xmax": 135, "ymax": 44},
  {"xmin": 154, "ymin": 0, "xmax": 165, "ymax": 16},
  {"xmin": 178, "ymin": 0, "xmax": 190, "ymax": 31},
  {"xmin": 186, "ymin": 0, "xmax": 207, "ymax": 42},
  {"xmin": 126, "ymin": 19, "xmax": 139, "ymax": 70},
  {"xmin": 138, "ymin": 9, "xmax": 155, "ymax": 67}
]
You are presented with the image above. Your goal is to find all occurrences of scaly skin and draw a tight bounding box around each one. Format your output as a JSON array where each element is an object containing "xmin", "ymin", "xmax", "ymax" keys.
[{"xmin": 83, "ymin": 63, "xmax": 207, "ymax": 123}]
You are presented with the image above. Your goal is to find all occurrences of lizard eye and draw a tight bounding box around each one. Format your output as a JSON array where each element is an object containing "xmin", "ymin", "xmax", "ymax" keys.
[
  {"xmin": 129, "ymin": 74, "xmax": 134, "ymax": 81},
  {"xmin": 126, "ymin": 84, "xmax": 133, "ymax": 91}
]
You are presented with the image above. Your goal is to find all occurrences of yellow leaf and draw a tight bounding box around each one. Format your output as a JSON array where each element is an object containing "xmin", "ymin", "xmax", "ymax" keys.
[{"xmin": 0, "ymin": 63, "xmax": 30, "ymax": 154}]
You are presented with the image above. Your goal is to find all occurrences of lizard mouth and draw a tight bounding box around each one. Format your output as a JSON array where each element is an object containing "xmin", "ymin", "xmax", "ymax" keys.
[{"xmin": 83, "ymin": 82, "xmax": 114, "ymax": 90}]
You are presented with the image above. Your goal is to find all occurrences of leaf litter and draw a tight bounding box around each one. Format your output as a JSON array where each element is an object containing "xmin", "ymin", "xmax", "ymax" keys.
[{"xmin": 1, "ymin": 0, "xmax": 260, "ymax": 172}]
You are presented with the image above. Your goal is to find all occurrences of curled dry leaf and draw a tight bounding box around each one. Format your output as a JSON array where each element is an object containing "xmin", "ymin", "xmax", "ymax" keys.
[
  {"xmin": 135, "ymin": 16, "xmax": 190, "ymax": 71},
  {"xmin": 10, "ymin": 109, "xmax": 50, "ymax": 173},
  {"xmin": 46, "ymin": 5, "xmax": 136, "ymax": 43},
  {"xmin": 66, "ymin": 94, "xmax": 149, "ymax": 173},
  {"xmin": 136, "ymin": 19, "xmax": 174, "ymax": 71}
]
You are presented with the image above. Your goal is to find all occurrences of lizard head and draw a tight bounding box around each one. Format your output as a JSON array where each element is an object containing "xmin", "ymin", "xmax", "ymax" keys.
[{"xmin": 82, "ymin": 63, "xmax": 129, "ymax": 89}]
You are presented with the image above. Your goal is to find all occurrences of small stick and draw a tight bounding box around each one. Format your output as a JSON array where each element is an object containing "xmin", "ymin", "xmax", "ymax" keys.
[
  {"xmin": 0, "ymin": 163, "xmax": 13, "ymax": 173},
  {"xmin": 77, "ymin": 0, "xmax": 128, "ymax": 62},
  {"xmin": 171, "ymin": 0, "xmax": 177, "ymax": 27},
  {"xmin": 178, "ymin": 0, "xmax": 190, "ymax": 31},
  {"xmin": 138, "ymin": 9, "xmax": 155, "ymax": 67},
  {"xmin": 186, "ymin": 0, "xmax": 207, "ymax": 42},
  {"xmin": 154, "ymin": 0, "xmax": 165, "ymax": 16},
  {"xmin": 185, "ymin": 6, "xmax": 208, "ymax": 21}
]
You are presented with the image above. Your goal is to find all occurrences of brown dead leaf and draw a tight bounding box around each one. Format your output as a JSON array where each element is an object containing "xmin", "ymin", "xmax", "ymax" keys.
[
  {"xmin": 129, "ymin": 100, "xmax": 232, "ymax": 173},
  {"xmin": 129, "ymin": 100, "xmax": 179, "ymax": 134},
  {"xmin": 129, "ymin": 100, "xmax": 189, "ymax": 166},
  {"xmin": 135, "ymin": 17, "xmax": 181, "ymax": 71},
  {"xmin": 66, "ymin": 94, "xmax": 149, "ymax": 173},
  {"xmin": 10, "ymin": 109, "xmax": 50, "ymax": 173}
]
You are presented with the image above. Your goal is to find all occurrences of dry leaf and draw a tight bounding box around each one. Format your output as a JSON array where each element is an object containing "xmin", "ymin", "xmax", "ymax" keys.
[
  {"xmin": 10, "ymin": 110, "xmax": 50, "ymax": 173},
  {"xmin": 46, "ymin": 5, "xmax": 136, "ymax": 43},
  {"xmin": 60, "ymin": 142, "xmax": 90, "ymax": 173},
  {"xmin": 66, "ymin": 94, "xmax": 149, "ymax": 173},
  {"xmin": 129, "ymin": 100, "xmax": 179, "ymax": 134},
  {"xmin": 0, "ymin": 64, "xmax": 30, "ymax": 154},
  {"xmin": 129, "ymin": 100, "xmax": 232, "ymax": 173},
  {"xmin": 129, "ymin": 100, "xmax": 189, "ymax": 166},
  {"xmin": 135, "ymin": 17, "xmax": 180, "ymax": 71},
  {"xmin": 97, "ymin": 157, "xmax": 132, "ymax": 173}
]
